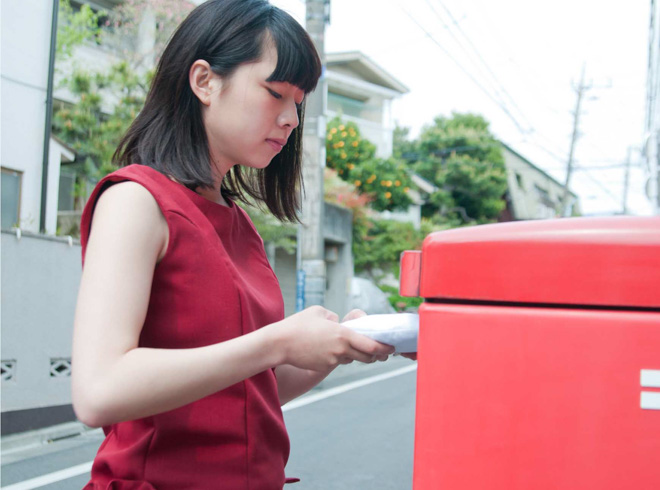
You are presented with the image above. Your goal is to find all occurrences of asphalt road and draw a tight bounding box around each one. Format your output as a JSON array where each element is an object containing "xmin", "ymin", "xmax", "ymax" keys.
[{"xmin": 1, "ymin": 357, "xmax": 417, "ymax": 489}]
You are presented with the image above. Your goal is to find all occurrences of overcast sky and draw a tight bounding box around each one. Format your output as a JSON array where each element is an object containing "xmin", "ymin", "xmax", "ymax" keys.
[{"xmin": 271, "ymin": 0, "xmax": 653, "ymax": 216}]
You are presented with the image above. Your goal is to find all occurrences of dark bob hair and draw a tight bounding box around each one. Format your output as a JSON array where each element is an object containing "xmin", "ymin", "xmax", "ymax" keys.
[{"xmin": 113, "ymin": 0, "xmax": 322, "ymax": 221}]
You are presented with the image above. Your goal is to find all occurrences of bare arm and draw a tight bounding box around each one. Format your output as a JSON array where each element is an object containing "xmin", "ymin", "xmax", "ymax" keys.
[{"xmin": 72, "ymin": 183, "xmax": 393, "ymax": 427}]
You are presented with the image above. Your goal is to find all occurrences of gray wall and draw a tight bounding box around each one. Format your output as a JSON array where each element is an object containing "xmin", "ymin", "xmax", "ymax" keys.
[
  {"xmin": 273, "ymin": 248, "xmax": 297, "ymax": 318},
  {"xmin": 1, "ymin": 230, "xmax": 81, "ymax": 413},
  {"xmin": 323, "ymin": 203, "xmax": 353, "ymax": 318}
]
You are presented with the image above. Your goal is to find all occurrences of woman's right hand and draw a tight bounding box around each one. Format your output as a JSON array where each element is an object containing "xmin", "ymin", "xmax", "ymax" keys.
[{"xmin": 268, "ymin": 306, "xmax": 395, "ymax": 372}]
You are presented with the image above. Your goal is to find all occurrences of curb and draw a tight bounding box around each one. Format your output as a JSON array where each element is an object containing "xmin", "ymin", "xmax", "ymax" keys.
[{"xmin": 1, "ymin": 421, "xmax": 101, "ymax": 458}]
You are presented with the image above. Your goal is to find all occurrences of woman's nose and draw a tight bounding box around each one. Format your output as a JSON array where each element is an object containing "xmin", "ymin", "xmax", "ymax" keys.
[{"xmin": 279, "ymin": 102, "xmax": 300, "ymax": 129}]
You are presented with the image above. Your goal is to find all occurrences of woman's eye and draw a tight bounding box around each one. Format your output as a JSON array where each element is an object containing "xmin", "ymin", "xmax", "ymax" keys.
[{"xmin": 268, "ymin": 88, "xmax": 282, "ymax": 99}]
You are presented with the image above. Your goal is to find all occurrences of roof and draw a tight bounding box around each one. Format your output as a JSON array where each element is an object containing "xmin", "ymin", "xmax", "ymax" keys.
[{"xmin": 326, "ymin": 52, "xmax": 409, "ymax": 94}]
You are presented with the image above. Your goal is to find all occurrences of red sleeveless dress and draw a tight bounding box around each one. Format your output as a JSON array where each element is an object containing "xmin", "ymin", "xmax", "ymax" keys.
[{"xmin": 80, "ymin": 165, "xmax": 293, "ymax": 489}]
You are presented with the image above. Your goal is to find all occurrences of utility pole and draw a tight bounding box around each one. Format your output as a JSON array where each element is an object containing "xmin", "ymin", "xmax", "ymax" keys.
[
  {"xmin": 622, "ymin": 147, "xmax": 632, "ymax": 215},
  {"xmin": 298, "ymin": 0, "xmax": 330, "ymax": 308},
  {"xmin": 561, "ymin": 64, "xmax": 590, "ymax": 217}
]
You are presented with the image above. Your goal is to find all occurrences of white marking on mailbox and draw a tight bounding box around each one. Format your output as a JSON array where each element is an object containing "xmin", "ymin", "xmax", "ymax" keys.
[
  {"xmin": 640, "ymin": 370, "xmax": 660, "ymax": 410},
  {"xmin": 640, "ymin": 369, "xmax": 660, "ymax": 388},
  {"xmin": 641, "ymin": 392, "xmax": 660, "ymax": 410}
]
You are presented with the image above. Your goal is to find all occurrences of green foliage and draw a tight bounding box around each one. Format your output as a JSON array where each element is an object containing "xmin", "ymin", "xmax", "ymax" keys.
[
  {"xmin": 57, "ymin": 0, "xmax": 105, "ymax": 59},
  {"xmin": 52, "ymin": 0, "xmax": 191, "ymax": 219},
  {"xmin": 393, "ymin": 124, "xmax": 418, "ymax": 163},
  {"xmin": 411, "ymin": 112, "xmax": 508, "ymax": 224},
  {"xmin": 242, "ymin": 205, "xmax": 297, "ymax": 254},
  {"xmin": 378, "ymin": 284, "xmax": 423, "ymax": 312},
  {"xmin": 52, "ymin": 63, "xmax": 149, "ymax": 183},
  {"xmin": 353, "ymin": 218, "xmax": 426, "ymax": 277},
  {"xmin": 326, "ymin": 117, "xmax": 376, "ymax": 174},
  {"xmin": 326, "ymin": 116, "xmax": 412, "ymax": 211}
]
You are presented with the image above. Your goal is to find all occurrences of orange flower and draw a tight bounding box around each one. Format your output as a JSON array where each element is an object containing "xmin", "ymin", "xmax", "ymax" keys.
[
  {"xmin": 354, "ymin": 180, "xmax": 361, "ymax": 186},
  {"xmin": 340, "ymin": 152, "xmax": 347, "ymax": 159},
  {"xmin": 327, "ymin": 134, "xmax": 333, "ymax": 140},
  {"xmin": 347, "ymin": 163, "xmax": 355, "ymax": 169},
  {"xmin": 338, "ymin": 141, "xmax": 345, "ymax": 148},
  {"xmin": 395, "ymin": 180, "xmax": 401, "ymax": 186},
  {"xmin": 339, "ymin": 124, "xmax": 345, "ymax": 131},
  {"xmin": 331, "ymin": 127, "xmax": 337, "ymax": 134},
  {"xmin": 385, "ymin": 192, "xmax": 392, "ymax": 199},
  {"xmin": 351, "ymin": 141, "xmax": 359, "ymax": 147}
]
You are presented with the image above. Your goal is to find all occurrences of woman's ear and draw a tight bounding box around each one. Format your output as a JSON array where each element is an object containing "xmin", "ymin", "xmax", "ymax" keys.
[{"xmin": 189, "ymin": 60, "xmax": 221, "ymax": 106}]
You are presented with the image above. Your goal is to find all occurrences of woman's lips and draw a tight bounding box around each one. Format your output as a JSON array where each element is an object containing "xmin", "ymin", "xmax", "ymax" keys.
[{"xmin": 266, "ymin": 138, "xmax": 286, "ymax": 152}]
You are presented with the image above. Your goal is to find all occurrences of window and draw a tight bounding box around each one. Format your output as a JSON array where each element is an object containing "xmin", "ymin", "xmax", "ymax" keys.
[
  {"xmin": 328, "ymin": 92, "xmax": 365, "ymax": 119},
  {"xmin": 515, "ymin": 172, "xmax": 524, "ymax": 189},
  {"xmin": 58, "ymin": 169, "xmax": 77, "ymax": 211},
  {"xmin": 1, "ymin": 167, "xmax": 22, "ymax": 229}
]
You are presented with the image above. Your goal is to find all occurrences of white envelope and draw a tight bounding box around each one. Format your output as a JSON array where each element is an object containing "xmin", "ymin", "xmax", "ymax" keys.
[{"xmin": 342, "ymin": 313, "xmax": 419, "ymax": 353}]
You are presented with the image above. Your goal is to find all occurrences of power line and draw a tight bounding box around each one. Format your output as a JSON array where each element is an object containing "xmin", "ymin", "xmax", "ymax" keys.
[
  {"xmin": 400, "ymin": 5, "xmax": 528, "ymax": 134},
  {"xmin": 428, "ymin": 0, "xmax": 535, "ymax": 132}
]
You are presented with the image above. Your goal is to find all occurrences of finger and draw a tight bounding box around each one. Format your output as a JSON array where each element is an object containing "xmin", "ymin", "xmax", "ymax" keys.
[
  {"xmin": 345, "ymin": 330, "xmax": 395, "ymax": 356},
  {"xmin": 341, "ymin": 309, "xmax": 367, "ymax": 323},
  {"xmin": 345, "ymin": 346, "xmax": 378, "ymax": 364},
  {"xmin": 401, "ymin": 352, "xmax": 417, "ymax": 361},
  {"xmin": 325, "ymin": 310, "xmax": 339, "ymax": 323}
]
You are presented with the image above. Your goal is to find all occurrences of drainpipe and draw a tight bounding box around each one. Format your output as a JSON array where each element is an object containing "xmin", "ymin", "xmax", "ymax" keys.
[{"xmin": 40, "ymin": 0, "xmax": 59, "ymax": 233}]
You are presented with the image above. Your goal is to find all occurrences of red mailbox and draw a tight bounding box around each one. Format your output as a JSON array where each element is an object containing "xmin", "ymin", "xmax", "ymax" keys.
[{"xmin": 401, "ymin": 216, "xmax": 660, "ymax": 490}]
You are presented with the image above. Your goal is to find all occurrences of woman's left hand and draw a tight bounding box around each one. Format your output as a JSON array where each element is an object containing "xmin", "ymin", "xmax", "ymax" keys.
[
  {"xmin": 342, "ymin": 309, "xmax": 418, "ymax": 361},
  {"xmin": 341, "ymin": 308, "xmax": 367, "ymax": 323},
  {"xmin": 341, "ymin": 309, "xmax": 391, "ymax": 362}
]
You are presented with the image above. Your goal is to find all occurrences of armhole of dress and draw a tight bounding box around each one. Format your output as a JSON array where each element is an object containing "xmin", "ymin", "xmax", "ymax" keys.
[{"xmin": 82, "ymin": 179, "xmax": 172, "ymax": 266}]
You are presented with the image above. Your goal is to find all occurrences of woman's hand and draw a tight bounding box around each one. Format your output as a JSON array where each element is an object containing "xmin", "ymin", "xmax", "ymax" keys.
[
  {"xmin": 342, "ymin": 309, "xmax": 417, "ymax": 361},
  {"xmin": 269, "ymin": 306, "xmax": 395, "ymax": 372}
]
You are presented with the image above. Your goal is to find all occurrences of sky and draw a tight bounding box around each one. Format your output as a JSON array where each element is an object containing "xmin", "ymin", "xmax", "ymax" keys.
[{"xmin": 271, "ymin": 0, "xmax": 654, "ymax": 216}]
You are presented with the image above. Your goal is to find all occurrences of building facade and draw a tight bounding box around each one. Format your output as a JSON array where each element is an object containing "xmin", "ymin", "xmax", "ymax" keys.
[{"xmin": 501, "ymin": 143, "xmax": 580, "ymax": 220}]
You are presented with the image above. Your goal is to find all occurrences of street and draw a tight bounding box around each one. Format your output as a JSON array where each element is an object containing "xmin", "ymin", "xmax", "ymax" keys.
[{"xmin": 1, "ymin": 357, "xmax": 417, "ymax": 489}]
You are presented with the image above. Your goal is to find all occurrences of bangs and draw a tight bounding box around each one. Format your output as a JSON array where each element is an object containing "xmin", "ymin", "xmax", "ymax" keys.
[{"xmin": 265, "ymin": 12, "xmax": 322, "ymax": 94}]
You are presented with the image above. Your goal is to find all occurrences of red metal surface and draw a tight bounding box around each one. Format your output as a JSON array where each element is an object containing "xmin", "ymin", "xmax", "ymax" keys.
[
  {"xmin": 413, "ymin": 303, "xmax": 660, "ymax": 490},
  {"xmin": 418, "ymin": 216, "xmax": 660, "ymax": 308},
  {"xmin": 399, "ymin": 250, "xmax": 422, "ymax": 297}
]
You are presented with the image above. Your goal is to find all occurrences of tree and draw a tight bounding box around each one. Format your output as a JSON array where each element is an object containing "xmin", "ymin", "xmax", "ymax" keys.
[
  {"xmin": 326, "ymin": 116, "xmax": 413, "ymax": 212},
  {"xmin": 52, "ymin": 0, "xmax": 194, "ymax": 218},
  {"xmin": 412, "ymin": 112, "xmax": 508, "ymax": 224}
]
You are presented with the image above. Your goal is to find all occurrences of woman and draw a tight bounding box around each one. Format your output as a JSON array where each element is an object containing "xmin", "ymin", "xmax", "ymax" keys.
[{"xmin": 72, "ymin": 1, "xmax": 395, "ymax": 488}]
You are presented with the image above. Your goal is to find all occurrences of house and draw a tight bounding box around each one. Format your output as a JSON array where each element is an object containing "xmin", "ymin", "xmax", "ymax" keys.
[
  {"xmin": 500, "ymin": 142, "xmax": 580, "ymax": 220},
  {"xmin": 326, "ymin": 51, "xmax": 409, "ymax": 158},
  {"xmin": 1, "ymin": 0, "xmax": 78, "ymax": 235}
]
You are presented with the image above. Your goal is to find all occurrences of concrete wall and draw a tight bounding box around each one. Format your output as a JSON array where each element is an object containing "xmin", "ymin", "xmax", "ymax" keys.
[
  {"xmin": 273, "ymin": 248, "xmax": 297, "ymax": 318},
  {"xmin": 1, "ymin": 231, "xmax": 81, "ymax": 413},
  {"xmin": 1, "ymin": 0, "xmax": 56, "ymax": 233},
  {"xmin": 322, "ymin": 203, "xmax": 353, "ymax": 318}
]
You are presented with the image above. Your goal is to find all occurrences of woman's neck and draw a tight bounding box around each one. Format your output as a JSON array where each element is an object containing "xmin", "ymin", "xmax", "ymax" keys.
[{"xmin": 195, "ymin": 183, "xmax": 229, "ymax": 207}]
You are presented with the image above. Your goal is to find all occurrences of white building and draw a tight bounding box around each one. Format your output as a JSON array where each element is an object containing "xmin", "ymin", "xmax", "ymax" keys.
[
  {"xmin": 501, "ymin": 143, "xmax": 580, "ymax": 220},
  {"xmin": 1, "ymin": 0, "xmax": 76, "ymax": 235},
  {"xmin": 646, "ymin": 0, "xmax": 660, "ymax": 214},
  {"xmin": 326, "ymin": 51, "xmax": 409, "ymax": 158}
]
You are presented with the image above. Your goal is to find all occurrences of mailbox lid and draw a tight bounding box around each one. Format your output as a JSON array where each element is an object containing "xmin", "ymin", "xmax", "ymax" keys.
[{"xmin": 419, "ymin": 216, "xmax": 660, "ymax": 308}]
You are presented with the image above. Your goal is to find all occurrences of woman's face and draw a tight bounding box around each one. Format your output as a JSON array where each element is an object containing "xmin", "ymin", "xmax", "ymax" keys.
[{"xmin": 200, "ymin": 42, "xmax": 305, "ymax": 177}]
